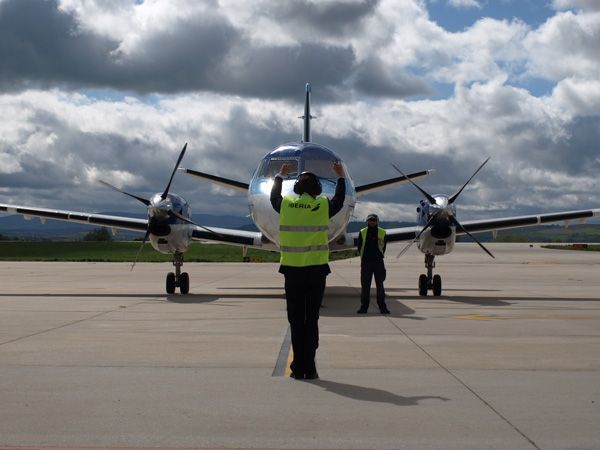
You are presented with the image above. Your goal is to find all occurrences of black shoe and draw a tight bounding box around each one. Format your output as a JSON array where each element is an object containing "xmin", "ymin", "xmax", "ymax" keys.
[
  {"xmin": 357, "ymin": 307, "xmax": 368, "ymax": 314},
  {"xmin": 290, "ymin": 372, "xmax": 304, "ymax": 380},
  {"xmin": 380, "ymin": 307, "xmax": 390, "ymax": 314},
  {"xmin": 304, "ymin": 371, "xmax": 319, "ymax": 380}
]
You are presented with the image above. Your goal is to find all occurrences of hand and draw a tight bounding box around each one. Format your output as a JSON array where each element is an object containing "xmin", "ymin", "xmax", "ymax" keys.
[
  {"xmin": 280, "ymin": 163, "xmax": 292, "ymax": 177},
  {"xmin": 332, "ymin": 160, "xmax": 344, "ymax": 177}
]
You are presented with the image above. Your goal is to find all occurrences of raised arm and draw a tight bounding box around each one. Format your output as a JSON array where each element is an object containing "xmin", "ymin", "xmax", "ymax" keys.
[
  {"xmin": 329, "ymin": 161, "xmax": 346, "ymax": 218},
  {"xmin": 270, "ymin": 162, "xmax": 292, "ymax": 214}
]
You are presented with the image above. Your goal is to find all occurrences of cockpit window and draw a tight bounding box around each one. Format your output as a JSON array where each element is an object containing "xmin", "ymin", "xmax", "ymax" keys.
[
  {"xmin": 257, "ymin": 158, "xmax": 299, "ymax": 179},
  {"xmin": 303, "ymin": 159, "xmax": 346, "ymax": 179}
]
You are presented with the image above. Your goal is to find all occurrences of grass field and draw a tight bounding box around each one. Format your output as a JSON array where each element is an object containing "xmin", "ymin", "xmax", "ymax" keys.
[
  {"xmin": 541, "ymin": 244, "xmax": 600, "ymax": 251},
  {"xmin": 0, "ymin": 241, "xmax": 358, "ymax": 262}
]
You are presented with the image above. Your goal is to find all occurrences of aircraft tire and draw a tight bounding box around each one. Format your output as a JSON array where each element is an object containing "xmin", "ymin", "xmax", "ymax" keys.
[
  {"xmin": 180, "ymin": 272, "xmax": 190, "ymax": 294},
  {"xmin": 432, "ymin": 274, "xmax": 442, "ymax": 296},
  {"xmin": 418, "ymin": 274, "xmax": 428, "ymax": 296},
  {"xmin": 166, "ymin": 272, "xmax": 176, "ymax": 294}
]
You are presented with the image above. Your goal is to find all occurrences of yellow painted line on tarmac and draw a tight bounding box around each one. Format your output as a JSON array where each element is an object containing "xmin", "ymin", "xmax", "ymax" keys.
[
  {"xmin": 284, "ymin": 347, "xmax": 293, "ymax": 377},
  {"xmin": 449, "ymin": 314, "xmax": 507, "ymax": 321}
]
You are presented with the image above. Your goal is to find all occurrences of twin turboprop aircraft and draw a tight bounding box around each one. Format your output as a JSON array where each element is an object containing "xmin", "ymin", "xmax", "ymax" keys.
[{"xmin": 1, "ymin": 83, "xmax": 598, "ymax": 295}]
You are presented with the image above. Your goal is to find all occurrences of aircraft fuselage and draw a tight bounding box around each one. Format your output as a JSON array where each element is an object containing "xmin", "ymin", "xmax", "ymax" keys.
[{"xmin": 247, "ymin": 142, "xmax": 357, "ymax": 249}]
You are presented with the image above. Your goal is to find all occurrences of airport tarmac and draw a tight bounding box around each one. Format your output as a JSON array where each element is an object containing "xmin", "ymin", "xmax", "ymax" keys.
[{"xmin": 0, "ymin": 243, "xmax": 599, "ymax": 450}]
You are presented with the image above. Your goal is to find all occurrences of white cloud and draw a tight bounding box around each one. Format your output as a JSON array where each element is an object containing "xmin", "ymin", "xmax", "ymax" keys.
[
  {"xmin": 0, "ymin": 152, "xmax": 21, "ymax": 174},
  {"xmin": 552, "ymin": 78, "xmax": 600, "ymax": 116},
  {"xmin": 552, "ymin": 0, "xmax": 600, "ymax": 11},
  {"xmin": 524, "ymin": 10, "xmax": 600, "ymax": 81},
  {"xmin": 447, "ymin": 0, "xmax": 481, "ymax": 9}
]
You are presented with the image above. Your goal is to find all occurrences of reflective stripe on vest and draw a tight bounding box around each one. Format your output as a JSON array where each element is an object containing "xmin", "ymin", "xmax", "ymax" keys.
[
  {"xmin": 280, "ymin": 194, "xmax": 329, "ymax": 267},
  {"xmin": 279, "ymin": 225, "xmax": 329, "ymax": 232},
  {"xmin": 359, "ymin": 226, "xmax": 386, "ymax": 257}
]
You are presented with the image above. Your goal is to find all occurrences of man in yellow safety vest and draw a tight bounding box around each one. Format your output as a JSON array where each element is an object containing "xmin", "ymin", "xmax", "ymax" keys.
[
  {"xmin": 357, "ymin": 214, "xmax": 389, "ymax": 314},
  {"xmin": 271, "ymin": 161, "xmax": 345, "ymax": 380}
]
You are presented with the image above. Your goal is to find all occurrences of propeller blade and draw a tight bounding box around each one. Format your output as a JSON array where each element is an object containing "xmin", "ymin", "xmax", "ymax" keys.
[
  {"xmin": 162, "ymin": 143, "xmax": 188, "ymax": 200},
  {"xmin": 452, "ymin": 217, "xmax": 495, "ymax": 258},
  {"xmin": 448, "ymin": 157, "xmax": 490, "ymax": 204},
  {"xmin": 390, "ymin": 163, "xmax": 437, "ymax": 205},
  {"xmin": 168, "ymin": 209, "xmax": 223, "ymax": 237},
  {"xmin": 130, "ymin": 228, "xmax": 152, "ymax": 271},
  {"xmin": 396, "ymin": 215, "xmax": 436, "ymax": 258},
  {"xmin": 396, "ymin": 239, "xmax": 416, "ymax": 259},
  {"xmin": 98, "ymin": 180, "xmax": 150, "ymax": 206}
]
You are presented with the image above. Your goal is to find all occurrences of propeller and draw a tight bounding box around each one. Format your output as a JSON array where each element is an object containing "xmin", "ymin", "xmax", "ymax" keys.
[
  {"xmin": 97, "ymin": 180, "xmax": 150, "ymax": 206},
  {"xmin": 390, "ymin": 163, "xmax": 437, "ymax": 205},
  {"xmin": 448, "ymin": 157, "xmax": 490, "ymax": 204},
  {"xmin": 392, "ymin": 158, "xmax": 493, "ymax": 258},
  {"xmin": 162, "ymin": 143, "xmax": 187, "ymax": 200},
  {"xmin": 450, "ymin": 217, "xmax": 495, "ymax": 258},
  {"xmin": 169, "ymin": 208, "xmax": 222, "ymax": 237},
  {"xmin": 130, "ymin": 229, "xmax": 152, "ymax": 271},
  {"xmin": 98, "ymin": 143, "xmax": 220, "ymax": 270},
  {"xmin": 396, "ymin": 214, "xmax": 437, "ymax": 258}
]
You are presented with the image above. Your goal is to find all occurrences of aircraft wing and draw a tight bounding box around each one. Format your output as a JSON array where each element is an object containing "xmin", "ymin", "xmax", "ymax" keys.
[
  {"xmin": 179, "ymin": 168, "xmax": 249, "ymax": 192},
  {"xmin": 0, "ymin": 202, "xmax": 266, "ymax": 247},
  {"xmin": 345, "ymin": 208, "xmax": 600, "ymax": 247},
  {"xmin": 0, "ymin": 203, "xmax": 148, "ymax": 232},
  {"xmin": 355, "ymin": 170, "xmax": 434, "ymax": 196},
  {"xmin": 345, "ymin": 226, "xmax": 418, "ymax": 248},
  {"xmin": 457, "ymin": 208, "xmax": 600, "ymax": 236},
  {"xmin": 191, "ymin": 227, "xmax": 262, "ymax": 247}
]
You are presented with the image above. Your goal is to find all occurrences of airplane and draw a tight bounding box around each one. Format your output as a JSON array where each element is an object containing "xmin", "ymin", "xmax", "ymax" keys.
[{"xmin": 0, "ymin": 83, "xmax": 434, "ymax": 294}]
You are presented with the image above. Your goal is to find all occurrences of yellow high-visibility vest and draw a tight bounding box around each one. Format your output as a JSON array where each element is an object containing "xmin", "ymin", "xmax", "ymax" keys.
[
  {"xmin": 279, "ymin": 194, "xmax": 329, "ymax": 267},
  {"xmin": 359, "ymin": 226, "xmax": 386, "ymax": 257}
]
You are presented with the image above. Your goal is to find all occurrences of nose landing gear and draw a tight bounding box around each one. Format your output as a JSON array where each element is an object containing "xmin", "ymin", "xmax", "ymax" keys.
[
  {"xmin": 166, "ymin": 252, "xmax": 189, "ymax": 294},
  {"xmin": 418, "ymin": 254, "xmax": 442, "ymax": 296}
]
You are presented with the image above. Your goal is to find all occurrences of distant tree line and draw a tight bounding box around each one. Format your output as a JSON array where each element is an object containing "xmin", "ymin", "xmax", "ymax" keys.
[{"xmin": 82, "ymin": 227, "xmax": 112, "ymax": 241}]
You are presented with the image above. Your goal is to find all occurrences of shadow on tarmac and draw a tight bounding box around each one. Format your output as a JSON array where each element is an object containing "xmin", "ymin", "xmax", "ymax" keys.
[
  {"xmin": 306, "ymin": 379, "xmax": 449, "ymax": 406},
  {"xmin": 320, "ymin": 292, "xmax": 427, "ymax": 320}
]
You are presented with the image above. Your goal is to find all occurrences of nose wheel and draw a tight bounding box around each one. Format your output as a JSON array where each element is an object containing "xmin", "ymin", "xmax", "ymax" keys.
[
  {"xmin": 166, "ymin": 253, "xmax": 190, "ymax": 294},
  {"xmin": 418, "ymin": 254, "xmax": 442, "ymax": 296}
]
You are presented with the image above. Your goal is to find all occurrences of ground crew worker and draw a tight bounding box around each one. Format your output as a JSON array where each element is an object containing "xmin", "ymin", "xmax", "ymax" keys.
[
  {"xmin": 357, "ymin": 213, "xmax": 389, "ymax": 314},
  {"xmin": 271, "ymin": 161, "xmax": 345, "ymax": 380}
]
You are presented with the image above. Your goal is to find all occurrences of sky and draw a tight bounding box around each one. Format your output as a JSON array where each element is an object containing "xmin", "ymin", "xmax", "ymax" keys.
[{"xmin": 0, "ymin": 0, "xmax": 599, "ymax": 223}]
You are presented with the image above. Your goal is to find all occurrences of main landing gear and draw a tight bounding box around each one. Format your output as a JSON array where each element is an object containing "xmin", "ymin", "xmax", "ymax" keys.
[
  {"xmin": 166, "ymin": 252, "xmax": 189, "ymax": 294},
  {"xmin": 418, "ymin": 254, "xmax": 442, "ymax": 297}
]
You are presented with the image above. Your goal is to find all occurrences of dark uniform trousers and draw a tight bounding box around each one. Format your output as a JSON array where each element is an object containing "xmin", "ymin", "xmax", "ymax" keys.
[
  {"xmin": 360, "ymin": 259, "xmax": 386, "ymax": 310},
  {"xmin": 284, "ymin": 271, "xmax": 326, "ymax": 375}
]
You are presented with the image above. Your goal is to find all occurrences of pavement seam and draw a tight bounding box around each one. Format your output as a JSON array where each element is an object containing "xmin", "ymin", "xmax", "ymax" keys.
[
  {"xmin": 272, "ymin": 325, "xmax": 292, "ymax": 377},
  {"xmin": 333, "ymin": 262, "xmax": 542, "ymax": 448},
  {"xmin": 386, "ymin": 317, "xmax": 541, "ymax": 450},
  {"xmin": 0, "ymin": 301, "xmax": 148, "ymax": 348}
]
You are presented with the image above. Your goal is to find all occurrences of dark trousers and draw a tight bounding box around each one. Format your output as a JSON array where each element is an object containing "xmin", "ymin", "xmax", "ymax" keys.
[
  {"xmin": 360, "ymin": 259, "xmax": 386, "ymax": 309},
  {"xmin": 284, "ymin": 272, "xmax": 326, "ymax": 375}
]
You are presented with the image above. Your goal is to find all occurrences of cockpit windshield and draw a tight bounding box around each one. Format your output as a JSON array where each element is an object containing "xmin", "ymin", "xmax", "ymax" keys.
[
  {"xmin": 303, "ymin": 158, "xmax": 346, "ymax": 179},
  {"xmin": 257, "ymin": 158, "xmax": 299, "ymax": 179}
]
